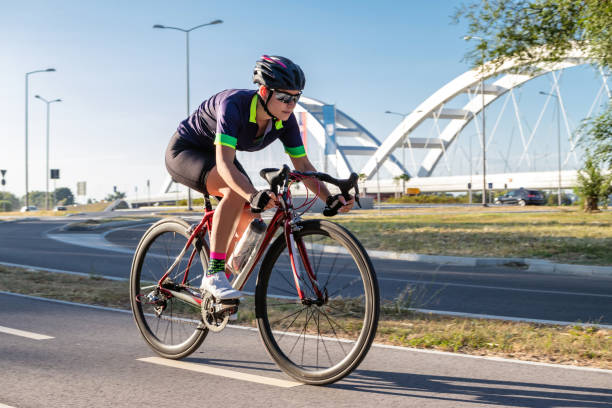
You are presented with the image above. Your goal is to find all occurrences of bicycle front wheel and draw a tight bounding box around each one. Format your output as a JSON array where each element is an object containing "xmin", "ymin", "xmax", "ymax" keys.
[
  {"xmin": 255, "ymin": 219, "xmax": 379, "ymax": 385},
  {"xmin": 129, "ymin": 217, "xmax": 209, "ymax": 359}
]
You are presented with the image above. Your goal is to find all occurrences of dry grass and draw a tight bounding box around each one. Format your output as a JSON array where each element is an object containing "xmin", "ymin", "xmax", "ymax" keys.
[
  {"xmin": 312, "ymin": 208, "xmax": 612, "ymax": 265},
  {"xmin": 1, "ymin": 265, "xmax": 609, "ymax": 369},
  {"xmin": 0, "ymin": 202, "xmax": 110, "ymax": 216}
]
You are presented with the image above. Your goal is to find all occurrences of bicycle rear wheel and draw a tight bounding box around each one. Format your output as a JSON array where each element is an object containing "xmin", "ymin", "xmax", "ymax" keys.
[
  {"xmin": 255, "ymin": 219, "xmax": 379, "ymax": 385},
  {"xmin": 129, "ymin": 217, "xmax": 209, "ymax": 359}
]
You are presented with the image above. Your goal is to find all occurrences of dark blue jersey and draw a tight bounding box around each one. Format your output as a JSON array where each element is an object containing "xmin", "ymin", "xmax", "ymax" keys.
[{"xmin": 176, "ymin": 89, "xmax": 306, "ymax": 158}]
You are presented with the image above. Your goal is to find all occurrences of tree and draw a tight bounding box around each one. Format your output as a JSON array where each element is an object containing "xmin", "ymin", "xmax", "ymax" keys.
[
  {"xmin": 454, "ymin": 1, "xmax": 612, "ymax": 71},
  {"xmin": 575, "ymin": 156, "xmax": 612, "ymax": 212},
  {"xmin": 578, "ymin": 102, "xmax": 612, "ymax": 169},
  {"xmin": 393, "ymin": 173, "xmax": 411, "ymax": 197},
  {"xmin": 456, "ymin": 0, "xmax": 612, "ymax": 209},
  {"xmin": 54, "ymin": 187, "xmax": 75, "ymax": 205},
  {"xmin": 23, "ymin": 191, "xmax": 50, "ymax": 208},
  {"xmin": 0, "ymin": 192, "xmax": 19, "ymax": 211},
  {"xmin": 105, "ymin": 190, "xmax": 126, "ymax": 202}
]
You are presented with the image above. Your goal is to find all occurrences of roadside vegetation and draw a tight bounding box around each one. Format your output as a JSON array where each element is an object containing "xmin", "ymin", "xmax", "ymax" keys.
[
  {"xmin": 311, "ymin": 207, "xmax": 612, "ymax": 266},
  {"xmin": 1, "ymin": 265, "xmax": 609, "ymax": 369}
]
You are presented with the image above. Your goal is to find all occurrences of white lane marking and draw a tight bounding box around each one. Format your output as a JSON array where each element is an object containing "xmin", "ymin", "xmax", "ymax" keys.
[
  {"xmin": 2, "ymin": 291, "xmax": 611, "ymax": 374},
  {"xmin": 45, "ymin": 233, "xmax": 136, "ymax": 255},
  {"xmin": 370, "ymin": 344, "xmax": 612, "ymax": 374},
  {"xmin": 4, "ymin": 290, "xmax": 612, "ymax": 330},
  {"xmin": 0, "ymin": 403, "xmax": 17, "ymax": 408},
  {"xmin": 272, "ymin": 264, "xmax": 612, "ymax": 298},
  {"xmin": 0, "ymin": 325, "xmax": 54, "ymax": 340},
  {"xmin": 137, "ymin": 357, "xmax": 302, "ymax": 388}
]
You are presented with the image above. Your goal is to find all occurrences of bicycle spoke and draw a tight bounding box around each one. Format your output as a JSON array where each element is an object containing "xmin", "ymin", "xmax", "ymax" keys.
[
  {"xmin": 257, "ymin": 219, "xmax": 378, "ymax": 383},
  {"xmin": 275, "ymin": 265, "xmax": 299, "ymax": 294},
  {"xmin": 318, "ymin": 312, "xmax": 334, "ymax": 366},
  {"xmin": 268, "ymin": 284, "xmax": 300, "ymax": 297},
  {"xmin": 318, "ymin": 307, "xmax": 355, "ymax": 339},
  {"xmin": 328, "ymin": 277, "xmax": 363, "ymax": 299},
  {"xmin": 266, "ymin": 301, "xmax": 301, "ymax": 307},
  {"xmin": 269, "ymin": 307, "xmax": 306, "ymax": 327},
  {"xmin": 321, "ymin": 249, "xmax": 340, "ymax": 290},
  {"xmin": 274, "ymin": 308, "xmax": 306, "ymax": 343},
  {"xmin": 288, "ymin": 307, "xmax": 313, "ymax": 356},
  {"xmin": 132, "ymin": 220, "xmax": 207, "ymax": 356},
  {"xmin": 322, "ymin": 259, "xmax": 353, "ymax": 292},
  {"xmin": 324, "ymin": 302, "xmax": 363, "ymax": 317},
  {"xmin": 316, "ymin": 308, "xmax": 347, "ymax": 355}
]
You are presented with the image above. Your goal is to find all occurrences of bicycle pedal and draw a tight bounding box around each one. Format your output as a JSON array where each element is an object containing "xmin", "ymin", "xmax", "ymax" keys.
[{"xmin": 214, "ymin": 302, "xmax": 239, "ymax": 315}]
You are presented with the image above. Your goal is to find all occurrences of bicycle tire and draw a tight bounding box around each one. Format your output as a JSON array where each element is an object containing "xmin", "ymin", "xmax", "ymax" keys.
[
  {"xmin": 129, "ymin": 217, "xmax": 209, "ymax": 359},
  {"xmin": 255, "ymin": 219, "xmax": 379, "ymax": 385}
]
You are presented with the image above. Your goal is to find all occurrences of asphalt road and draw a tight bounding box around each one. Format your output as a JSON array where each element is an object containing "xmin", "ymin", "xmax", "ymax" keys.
[
  {"xmin": 5, "ymin": 216, "xmax": 612, "ymax": 326},
  {"xmin": 1, "ymin": 294, "xmax": 610, "ymax": 408},
  {"xmin": 1, "ymin": 218, "xmax": 611, "ymax": 325}
]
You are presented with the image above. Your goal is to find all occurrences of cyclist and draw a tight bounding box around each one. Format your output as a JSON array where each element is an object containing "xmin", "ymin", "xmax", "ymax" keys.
[{"xmin": 165, "ymin": 55, "xmax": 354, "ymax": 301}]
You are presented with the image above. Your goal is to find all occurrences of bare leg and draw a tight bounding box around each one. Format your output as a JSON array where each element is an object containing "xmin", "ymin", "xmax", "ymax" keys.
[
  {"xmin": 206, "ymin": 166, "xmax": 256, "ymax": 256},
  {"xmin": 226, "ymin": 205, "xmax": 258, "ymax": 258}
]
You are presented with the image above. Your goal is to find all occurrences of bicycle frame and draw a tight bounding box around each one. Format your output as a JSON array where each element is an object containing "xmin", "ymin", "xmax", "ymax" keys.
[{"xmin": 154, "ymin": 184, "xmax": 322, "ymax": 308}]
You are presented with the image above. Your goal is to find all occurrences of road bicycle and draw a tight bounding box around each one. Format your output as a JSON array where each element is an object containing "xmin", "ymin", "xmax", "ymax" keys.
[{"xmin": 129, "ymin": 165, "xmax": 379, "ymax": 385}]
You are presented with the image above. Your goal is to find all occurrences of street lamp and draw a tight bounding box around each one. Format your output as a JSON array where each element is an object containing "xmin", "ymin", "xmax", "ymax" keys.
[
  {"xmin": 25, "ymin": 68, "xmax": 55, "ymax": 208},
  {"xmin": 463, "ymin": 35, "xmax": 488, "ymax": 206},
  {"xmin": 384, "ymin": 110, "xmax": 409, "ymax": 189},
  {"xmin": 35, "ymin": 95, "xmax": 62, "ymax": 210},
  {"xmin": 539, "ymin": 91, "xmax": 562, "ymax": 206},
  {"xmin": 153, "ymin": 19, "xmax": 223, "ymax": 210}
]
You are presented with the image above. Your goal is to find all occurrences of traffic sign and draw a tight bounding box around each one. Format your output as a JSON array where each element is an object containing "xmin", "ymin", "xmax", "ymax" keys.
[{"xmin": 77, "ymin": 181, "xmax": 86, "ymax": 196}]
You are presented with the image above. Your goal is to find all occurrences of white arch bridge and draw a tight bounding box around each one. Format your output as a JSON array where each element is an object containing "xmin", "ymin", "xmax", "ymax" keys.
[{"xmin": 157, "ymin": 47, "xmax": 610, "ymax": 201}]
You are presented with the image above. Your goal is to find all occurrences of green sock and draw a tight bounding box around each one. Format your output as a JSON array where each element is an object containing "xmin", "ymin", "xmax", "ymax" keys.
[{"xmin": 207, "ymin": 257, "xmax": 226, "ymax": 277}]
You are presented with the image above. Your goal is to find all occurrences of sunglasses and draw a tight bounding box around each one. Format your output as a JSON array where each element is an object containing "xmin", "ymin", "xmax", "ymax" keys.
[{"xmin": 271, "ymin": 89, "xmax": 302, "ymax": 104}]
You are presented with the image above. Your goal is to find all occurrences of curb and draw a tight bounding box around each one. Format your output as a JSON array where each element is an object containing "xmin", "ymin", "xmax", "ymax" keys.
[
  {"xmin": 366, "ymin": 249, "xmax": 612, "ymax": 278},
  {"xmin": 57, "ymin": 217, "xmax": 158, "ymax": 233}
]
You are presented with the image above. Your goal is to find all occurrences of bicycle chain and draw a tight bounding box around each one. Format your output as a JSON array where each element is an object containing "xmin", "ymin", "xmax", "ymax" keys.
[{"xmin": 152, "ymin": 313, "xmax": 205, "ymax": 328}]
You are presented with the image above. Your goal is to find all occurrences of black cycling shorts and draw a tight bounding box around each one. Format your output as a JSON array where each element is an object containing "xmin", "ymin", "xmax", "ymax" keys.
[{"xmin": 165, "ymin": 131, "xmax": 251, "ymax": 197}]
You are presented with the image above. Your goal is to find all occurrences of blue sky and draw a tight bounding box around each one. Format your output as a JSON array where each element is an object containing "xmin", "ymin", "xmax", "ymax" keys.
[{"xmin": 1, "ymin": 1, "xmax": 606, "ymax": 201}]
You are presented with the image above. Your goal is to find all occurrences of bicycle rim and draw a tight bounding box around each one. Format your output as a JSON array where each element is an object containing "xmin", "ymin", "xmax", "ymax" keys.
[
  {"xmin": 130, "ymin": 218, "xmax": 208, "ymax": 359},
  {"xmin": 256, "ymin": 219, "xmax": 379, "ymax": 385}
]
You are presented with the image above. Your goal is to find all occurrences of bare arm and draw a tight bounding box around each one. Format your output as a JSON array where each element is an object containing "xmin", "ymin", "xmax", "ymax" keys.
[{"xmin": 215, "ymin": 144, "xmax": 257, "ymax": 201}]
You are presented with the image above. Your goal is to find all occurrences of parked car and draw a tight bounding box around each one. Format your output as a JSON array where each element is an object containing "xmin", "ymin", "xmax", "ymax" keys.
[
  {"xmin": 20, "ymin": 205, "xmax": 38, "ymax": 212},
  {"xmin": 494, "ymin": 188, "xmax": 546, "ymax": 206},
  {"xmin": 53, "ymin": 205, "xmax": 67, "ymax": 211}
]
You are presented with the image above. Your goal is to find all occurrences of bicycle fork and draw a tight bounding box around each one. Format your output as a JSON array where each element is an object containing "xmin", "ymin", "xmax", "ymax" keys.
[{"xmin": 284, "ymin": 220, "xmax": 325, "ymax": 304}]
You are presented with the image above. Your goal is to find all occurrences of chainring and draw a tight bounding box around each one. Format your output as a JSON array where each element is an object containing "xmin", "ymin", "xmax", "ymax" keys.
[{"xmin": 201, "ymin": 292, "xmax": 232, "ymax": 332}]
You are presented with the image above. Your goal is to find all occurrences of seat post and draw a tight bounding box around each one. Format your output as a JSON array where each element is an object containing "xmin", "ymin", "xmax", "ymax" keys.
[{"xmin": 204, "ymin": 194, "xmax": 213, "ymax": 212}]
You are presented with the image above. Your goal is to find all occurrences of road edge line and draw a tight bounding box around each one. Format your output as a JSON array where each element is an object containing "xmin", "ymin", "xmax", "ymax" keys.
[{"xmin": 1, "ymin": 291, "xmax": 610, "ymax": 375}]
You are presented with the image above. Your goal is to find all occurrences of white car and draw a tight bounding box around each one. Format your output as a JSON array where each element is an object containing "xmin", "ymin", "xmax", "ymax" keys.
[{"xmin": 20, "ymin": 205, "xmax": 38, "ymax": 212}]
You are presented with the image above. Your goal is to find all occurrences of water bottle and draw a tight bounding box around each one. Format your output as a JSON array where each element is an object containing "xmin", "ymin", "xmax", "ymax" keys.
[{"xmin": 227, "ymin": 218, "xmax": 267, "ymax": 274}]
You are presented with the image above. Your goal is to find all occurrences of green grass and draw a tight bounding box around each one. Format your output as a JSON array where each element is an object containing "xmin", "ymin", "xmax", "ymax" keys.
[
  {"xmin": 313, "ymin": 208, "xmax": 612, "ymax": 265},
  {"xmin": 1, "ymin": 265, "xmax": 609, "ymax": 369}
]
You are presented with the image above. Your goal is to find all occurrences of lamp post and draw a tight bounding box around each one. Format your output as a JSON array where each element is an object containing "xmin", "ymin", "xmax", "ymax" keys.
[
  {"xmin": 463, "ymin": 36, "xmax": 487, "ymax": 206},
  {"xmin": 384, "ymin": 109, "xmax": 409, "ymax": 167},
  {"xmin": 25, "ymin": 68, "xmax": 55, "ymax": 208},
  {"xmin": 153, "ymin": 19, "xmax": 223, "ymax": 210},
  {"xmin": 384, "ymin": 110, "xmax": 409, "ymax": 194},
  {"xmin": 539, "ymin": 91, "xmax": 562, "ymax": 206},
  {"xmin": 35, "ymin": 95, "xmax": 62, "ymax": 210}
]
